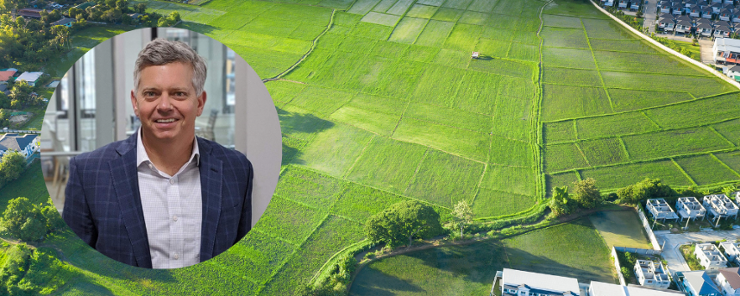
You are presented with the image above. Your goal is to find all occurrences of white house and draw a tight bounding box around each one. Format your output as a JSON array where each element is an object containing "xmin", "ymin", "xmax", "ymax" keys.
[
  {"xmin": 720, "ymin": 241, "xmax": 740, "ymax": 264},
  {"xmin": 15, "ymin": 71, "xmax": 43, "ymax": 87},
  {"xmin": 589, "ymin": 281, "xmax": 683, "ymax": 296},
  {"xmin": 633, "ymin": 259, "xmax": 671, "ymax": 289},
  {"xmin": 717, "ymin": 267, "xmax": 740, "ymax": 296},
  {"xmin": 713, "ymin": 38, "xmax": 740, "ymax": 65},
  {"xmin": 703, "ymin": 194, "xmax": 739, "ymax": 220},
  {"xmin": 647, "ymin": 198, "xmax": 679, "ymax": 221},
  {"xmin": 695, "ymin": 243, "xmax": 729, "ymax": 270},
  {"xmin": 727, "ymin": 65, "xmax": 740, "ymax": 81},
  {"xmin": 677, "ymin": 196, "xmax": 707, "ymax": 221},
  {"xmin": 683, "ymin": 271, "xmax": 722, "ymax": 296},
  {"xmin": 500, "ymin": 268, "xmax": 580, "ymax": 296},
  {"xmin": 0, "ymin": 133, "xmax": 39, "ymax": 160},
  {"xmin": 696, "ymin": 22, "xmax": 713, "ymax": 37}
]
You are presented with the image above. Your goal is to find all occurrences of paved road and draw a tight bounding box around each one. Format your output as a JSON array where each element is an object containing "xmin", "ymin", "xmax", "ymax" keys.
[
  {"xmin": 643, "ymin": 0, "xmax": 658, "ymax": 33},
  {"xmin": 655, "ymin": 228, "xmax": 740, "ymax": 275}
]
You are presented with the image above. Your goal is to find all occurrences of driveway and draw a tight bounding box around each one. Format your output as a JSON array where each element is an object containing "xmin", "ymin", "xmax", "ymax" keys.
[
  {"xmin": 643, "ymin": 0, "xmax": 658, "ymax": 33},
  {"xmin": 655, "ymin": 228, "xmax": 740, "ymax": 275}
]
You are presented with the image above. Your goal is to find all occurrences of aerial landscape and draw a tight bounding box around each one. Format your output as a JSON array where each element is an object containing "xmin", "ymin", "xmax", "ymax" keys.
[{"xmin": 3, "ymin": 0, "xmax": 740, "ymax": 295}]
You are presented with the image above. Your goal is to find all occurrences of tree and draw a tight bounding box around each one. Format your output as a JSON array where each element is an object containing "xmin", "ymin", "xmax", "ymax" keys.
[
  {"xmin": 9, "ymin": 80, "xmax": 32, "ymax": 106},
  {"xmin": 135, "ymin": 2, "xmax": 145, "ymax": 14},
  {"xmin": 450, "ymin": 199, "xmax": 473, "ymax": 237},
  {"xmin": 617, "ymin": 178, "xmax": 675, "ymax": 204},
  {"xmin": 0, "ymin": 151, "xmax": 26, "ymax": 182},
  {"xmin": 0, "ymin": 197, "xmax": 47, "ymax": 242},
  {"xmin": 365, "ymin": 200, "xmax": 443, "ymax": 248},
  {"xmin": 572, "ymin": 178, "xmax": 601, "ymax": 209},
  {"xmin": 115, "ymin": 0, "xmax": 127, "ymax": 10},
  {"xmin": 723, "ymin": 185, "xmax": 737, "ymax": 199},
  {"xmin": 41, "ymin": 197, "xmax": 65, "ymax": 232},
  {"xmin": 550, "ymin": 186, "xmax": 572, "ymax": 217}
]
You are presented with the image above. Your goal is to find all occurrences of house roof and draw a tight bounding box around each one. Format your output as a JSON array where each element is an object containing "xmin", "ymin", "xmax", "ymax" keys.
[
  {"xmin": 0, "ymin": 134, "xmax": 37, "ymax": 152},
  {"xmin": 660, "ymin": 13, "xmax": 675, "ymax": 19},
  {"xmin": 677, "ymin": 15, "xmax": 693, "ymax": 22},
  {"xmin": 716, "ymin": 38, "xmax": 740, "ymax": 52},
  {"xmin": 51, "ymin": 17, "xmax": 74, "ymax": 26},
  {"xmin": 697, "ymin": 22, "xmax": 713, "ymax": 29},
  {"xmin": 677, "ymin": 20, "xmax": 693, "ymax": 26},
  {"xmin": 16, "ymin": 72, "xmax": 42, "ymax": 83},
  {"xmin": 719, "ymin": 267, "xmax": 740, "ymax": 289},
  {"xmin": 589, "ymin": 281, "xmax": 683, "ymax": 296},
  {"xmin": 684, "ymin": 271, "xmax": 721, "ymax": 295},
  {"xmin": 503, "ymin": 268, "xmax": 580, "ymax": 295},
  {"xmin": 716, "ymin": 20, "xmax": 731, "ymax": 27},
  {"xmin": 0, "ymin": 70, "xmax": 15, "ymax": 82}
]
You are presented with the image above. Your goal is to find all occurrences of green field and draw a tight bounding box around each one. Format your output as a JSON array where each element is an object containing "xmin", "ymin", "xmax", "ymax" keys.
[
  {"xmin": 589, "ymin": 211, "xmax": 651, "ymax": 249},
  {"xmin": 4, "ymin": 0, "xmax": 740, "ymax": 294},
  {"xmin": 350, "ymin": 218, "xmax": 616, "ymax": 295}
]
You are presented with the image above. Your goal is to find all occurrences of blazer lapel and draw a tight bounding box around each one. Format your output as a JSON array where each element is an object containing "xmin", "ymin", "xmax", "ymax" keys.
[
  {"xmin": 109, "ymin": 134, "xmax": 153, "ymax": 268},
  {"xmin": 198, "ymin": 138, "xmax": 223, "ymax": 262}
]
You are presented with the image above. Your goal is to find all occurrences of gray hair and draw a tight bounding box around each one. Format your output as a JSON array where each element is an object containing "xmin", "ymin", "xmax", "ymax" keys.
[{"xmin": 133, "ymin": 38, "xmax": 207, "ymax": 96}]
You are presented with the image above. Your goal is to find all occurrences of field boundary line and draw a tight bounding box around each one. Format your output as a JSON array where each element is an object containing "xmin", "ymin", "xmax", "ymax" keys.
[
  {"xmin": 574, "ymin": 142, "xmax": 592, "ymax": 167},
  {"xmin": 473, "ymin": 164, "xmax": 488, "ymax": 207},
  {"xmin": 618, "ymin": 136, "xmax": 631, "ymax": 160},
  {"xmin": 262, "ymin": 9, "xmax": 338, "ymax": 82},
  {"xmin": 710, "ymin": 153, "xmax": 740, "ymax": 179},
  {"xmin": 251, "ymin": 228, "xmax": 302, "ymax": 247},
  {"xmin": 542, "ymin": 91, "xmax": 740, "ymax": 124},
  {"xmin": 535, "ymin": 0, "xmax": 555, "ymax": 200},
  {"xmin": 343, "ymin": 134, "xmax": 376, "ymax": 179},
  {"xmin": 543, "ymin": 12, "xmax": 610, "ymax": 21},
  {"xmin": 588, "ymin": 0, "xmax": 740, "ymax": 90},
  {"xmin": 572, "ymin": 120, "xmax": 579, "ymax": 139},
  {"xmin": 580, "ymin": 18, "xmax": 616, "ymax": 112},
  {"xmin": 547, "ymin": 118, "xmax": 740, "ymax": 143},
  {"xmin": 671, "ymin": 158, "xmax": 698, "ymax": 186},
  {"xmin": 709, "ymin": 126, "xmax": 736, "ymax": 148},
  {"xmin": 404, "ymin": 148, "xmax": 430, "ymax": 196},
  {"xmin": 640, "ymin": 111, "xmax": 662, "ymax": 130}
]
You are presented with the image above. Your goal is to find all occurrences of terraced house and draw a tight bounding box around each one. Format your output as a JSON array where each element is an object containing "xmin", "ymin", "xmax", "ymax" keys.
[
  {"xmin": 703, "ymin": 194, "xmax": 739, "ymax": 220},
  {"xmin": 633, "ymin": 259, "xmax": 671, "ymax": 289},
  {"xmin": 677, "ymin": 196, "xmax": 707, "ymax": 221},
  {"xmin": 498, "ymin": 268, "xmax": 580, "ymax": 296},
  {"xmin": 0, "ymin": 133, "xmax": 39, "ymax": 161},
  {"xmin": 716, "ymin": 267, "xmax": 740, "ymax": 296},
  {"xmin": 695, "ymin": 243, "xmax": 729, "ymax": 270},
  {"xmin": 720, "ymin": 241, "xmax": 740, "ymax": 265},
  {"xmin": 647, "ymin": 198, "xmax": 679, "ymax": 221}
]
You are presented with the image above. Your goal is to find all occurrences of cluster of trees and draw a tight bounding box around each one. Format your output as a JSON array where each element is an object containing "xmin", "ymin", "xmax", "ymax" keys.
[
  {"xmin": 0, "ymin": 14, "xmax": 71, "ymax": 67},
  {"xmin": 68, "ymin": 1, "xmax": 180, "ymax": 27},
  {"xmin": 0, "ymin": 242, "xmax": 75, "ymax": 295},
  {"xmin": 364, "ymin": 200, "xmax": 443, "ymax": 248},
  {"xmin": 550, "ymin": 178, "xmax": 602, "ymax": 217},
  {"xmin": 0, "ymin": 151, "xmax": 26, "ymax": 184},
  {"xmin": 0, "ymin": 196, "xmax": 64, "ymax": 242}
]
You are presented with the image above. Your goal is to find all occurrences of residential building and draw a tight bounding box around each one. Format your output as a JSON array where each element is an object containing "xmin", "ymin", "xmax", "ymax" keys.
[
  {"xmin": 589, "ymin": 281, "xmax": 683, "ymax": 296},
  {"xmin": 499, "ymin": 268, "xmax": 580, "ymax": 296},
  {"xmin": 619, "ymin": 0, "xmax": 629, "ymax": 8},
  {"xmin": 51, "ymin": 17, "xmax": 74, "ymax": 28},
  {"xmin": 677, "ymin": 196, "xmax": 707, "ymax": 221},
  {"xmin": 647, "ymin": 198, "xmax": 679, "ymax": 221},
  {"xmin": 703, "ymin": 194, "xmax": 739, "ymax": 219},
  {"xmin": 720, "ymin": 241, "xmax": 740, "ymax": 264},
  {"xmin": 713, "ymin": 38, "xmax": 740, "ymax": 65},
  {"xmin": 697, "ymin": 22, "xmax": 713, "ymax": 37},
  {"xmin": 727, "ymin": 64, "xmax": 740, "ymax": 81},
  {"xmin": 677, "ymin": 20, "xmax": 693, "ymax": 34},
  {"xmin": 695, "ymin": 243, "xmax": 728, "ymax": 270},
  {"xmin": 673, "ymin": 2, "xmax": 685, "ymax": 14},
  {"xmin": 0, "ymin": 69, "xmax": 16, "ymax": 84},
  {"xmin": 690, "ymin": 4, "xmax": 702, "ymax": 16},
  {"xmin": 661, "ymin": 1, "xmax": 672, "ymax": 13},
  {"xmin": 17, "ymin": 8, "xmax": 42, "ymax": 19},
  {"xmin": 630, "ymin": 1, "xmax": 640, "ymax": 10},
  {"xmin": 703, "ymin": 6, "xmax": 715, "ymax": 18},
  {"xmin": 720, "ymin": 8, "xmax": 733, "ymax": 21},
  {"xmin": 716, "ymin": 267, "xmax": 740, "ymax": 296},
  {"xmin": 683, "ymin": 271, "xmax": 722, "ymax": 296},
  {"xmin": 633, "ymin": 259, "xmax": 671, "ymax": 289},
  {"xmin": 0, "ymin": 134, "xmax": 39, "ymax": 160},
  {"xmin": 15, "ymin": 71, "xmax": 43, "ymax": 86}
]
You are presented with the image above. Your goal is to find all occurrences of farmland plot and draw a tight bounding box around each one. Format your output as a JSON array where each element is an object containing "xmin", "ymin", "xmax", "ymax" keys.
[
  {"xmin": 542, "ymin": 47, "xmax": 596, "ymax": 69},
  {"xmin": 541, "ymin": 27, "xmax": 590, "ymax": 49},
  {"xmin": 393, "ymin": 117, "xmax": 490, "ymax": 162},
  {"xmin": 472, "ymin": 188, "xmax": 538, "ymax": 217},
  {"xmin": 579, "ymin": 160, "xmax": 693, "ymax": 190},
  {"xmin": 589, "ymin": 38, "xmax": 661, "ymax": 54},
  {"xmin": 674, "ymin": 154, "xmax": 740, "ymax": 186},
  {"xmin": 715, "ymin": 151, "xmax": 740, "ymax": 174},
  {"xmin": 389, "ymin": 17, "xmax": 428, "ymax": 43},
  {"xmin": 544, "ymin": 121, "xmax": 577, "ymax": 143},
  {"xmin": 713, "ymin": 119, "xmax": 740, "ymax": 146},
  {"xmin": 274, "ymin": 165, "xmax": 344, "ymax": 209},
  {"xmin": 546, "ymin": 172, "xmax": 580, "ymax": 196},
  {"xmin": 544, "ymin": 143, "xmax": 589, "ymax": 172},
  {"xmin": 575, "ymin": 112, "xmax": 659, "ymax": 140},
  {"xmin": 609, "ymin": 89, "xmax": 694, "ymax": 112},
  {"xmin": 542, "ymin": 68, "xmax": 602, "ymax": 87},
  {"xmin": 480, "ymin": 165, "xmax": 537, "ymax": 196},
  {"xmin": 644, "ymin": 93, "xmax": 740, "ymax": 129},
  {"xmin": 622, "ymin": 127, "xmax": 734, "ymax": 161},
  {"xmin": 593, "ymin": 50, "xmax": 706, "ymax": 76},
  {"xmin": 299, "ymin": 124, "xmax": 376, "ymax": 177},
  {"xmin": 331, "ymin": 182, "xmax": 407, "ymax": 222},
  {"xmin": 346, "ymin": 136, "xmax": 429, "ymax": 194},
  {"xmin": 579, "ymin": 138, "xmax": 630, "ymax": 166},
  {"xmin": 543, "ymin": 14, "xmax": 583, "ymax": 28},
  {"xmin": 601, "ymin": 71, "xmax": 734, "ymax": 98},
  {"xmin": 541, "ymin": 84, "xmax": 611, "ymax": 121},
  {"xmin": 405, "ymin": 150, "xmax": 485, "ymax": 207},
  {"xmin": 489, "ymin": 137, "xmax": 534, "ymax": 167}
]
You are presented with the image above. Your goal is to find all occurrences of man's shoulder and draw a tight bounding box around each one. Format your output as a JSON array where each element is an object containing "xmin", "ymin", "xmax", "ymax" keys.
[
  {"xmin": 197, "ymin": 137, "xmax": 251, "ymax": 169},
  {"xmin": 72, "ymin": 138, "xmax": 132, "ymax": 164}
]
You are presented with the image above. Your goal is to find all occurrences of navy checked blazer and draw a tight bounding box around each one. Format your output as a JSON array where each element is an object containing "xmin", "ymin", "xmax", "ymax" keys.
[{"xmin": 62, "ymin": 132, "xmax": 253, "ymax": 268}]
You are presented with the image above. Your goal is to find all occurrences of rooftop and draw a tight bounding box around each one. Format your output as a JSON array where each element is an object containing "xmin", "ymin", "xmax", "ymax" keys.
[
  {"xmin": 0, "ymin": 134, "xmax": 37, "ymax": 152},
  {"xmin": 16, "ymin": 72, "xmax": 43, "ymax": 83},
  {"xmin": 503, "ymin": 268, "xmax": 580, "ymax": 296}
]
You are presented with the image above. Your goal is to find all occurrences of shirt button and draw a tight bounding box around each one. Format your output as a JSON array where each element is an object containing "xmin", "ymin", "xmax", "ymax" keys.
[
  {"xmin": 169, "ymin": 178, "xmax": 175, "ymax": 185},
  {"xmin": 172, "ymin": 215, "xmax": 178, "ymax": 221},
  {"xmin": 173, "ymin": 253, "xmax": 179, "ymax": 260},
  {"xmin": 148, "ymin": 164, "xmax": 153, "ymax": 170}
]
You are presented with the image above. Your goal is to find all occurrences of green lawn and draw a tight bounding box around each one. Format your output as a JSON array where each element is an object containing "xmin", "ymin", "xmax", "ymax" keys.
[
  {"xmin": 350, "ymin": 218, "xmax": 616, "ymax": 296},
  {"xmin": 589, "ymin": 210, "xmax": 652, "ymax": 249}
]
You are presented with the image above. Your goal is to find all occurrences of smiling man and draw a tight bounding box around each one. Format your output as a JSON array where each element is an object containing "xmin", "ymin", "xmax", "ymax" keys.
[{"xmin": 63, "ymin": 39, "xmax": 253, "ymax": 269}]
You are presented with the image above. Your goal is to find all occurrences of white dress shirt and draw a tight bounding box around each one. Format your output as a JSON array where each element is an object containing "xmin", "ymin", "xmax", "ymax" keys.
[{"xmin": 136, "ymin": 128, "xmax": 202, "ymax": 269}]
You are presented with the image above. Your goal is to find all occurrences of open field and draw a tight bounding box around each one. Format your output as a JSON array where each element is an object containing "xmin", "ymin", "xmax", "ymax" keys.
[
  {"xmin": 350, "ymin": 218, "xmax": 615, "ymax": 296},
  {"xmin": 589, "ymin": 211, "xmax": 651, "ymax": 249},
  {"xmin": 5, "ymin": 0, "xmax": 740, "ymax": 294}
]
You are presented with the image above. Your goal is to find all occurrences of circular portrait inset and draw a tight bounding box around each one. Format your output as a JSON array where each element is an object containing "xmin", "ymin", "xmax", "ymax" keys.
[{"xmin": 40, "ymin": 28, "xmax": 281, "ymax": 269}]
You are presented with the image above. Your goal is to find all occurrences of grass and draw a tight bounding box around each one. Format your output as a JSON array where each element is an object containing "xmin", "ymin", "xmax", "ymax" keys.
[
  {"xmin": 575, "ymin": 112, "xmax": 659, "ymax": 140},
  {"xmin": 480, "ymin": 165, "xmax": 537, "ymax": 197},
  {"xmin": 622, "ymin": 127, "xmax": 734, "ymax": 161},
  {"xmin": 541, "ymin": 27, "xmax": 590, "ymax": 49},
  {"xmin": 541, "ymin": 84, "xmax": 611, "ymax": 121},
  {"xmin": 389, "ymin": 17, "xmax": 429, "ymax": 43},
  {"xmin": 544, "ymin": 143, "xmax": 589, "ymax": 172},
  {"xmin": 589, "ymin": 211, "xmax": 651, "ymax": 249},
  {"xmin": 298, "ymin": 124, "xmax": 375, "ymax": 178},
  {"xmin": 542, "ymin": 68, "xmax": 603, "ymax": 87},
  {"xmin": 405, "ymin": 150, "xmax": 485, "ymax": 208},
  {"xmin": 542, "ymin": 47, "xmax": 597, "ymax": 69},
  {"xmin": 580, "ymin": 138, "xmax": 630, "ymax": 166},
  {"xmin": 674, "ymin": 154, "xmax": 740, "ymax": 186},
  {"xmin": 350, "ymin": 218, "xmax": 615, "ymax": 296},
  {"xmin": 643, "ymin": 93, "xmax": 740, "ymax": 130},
  {"xmin": 593, "ymin": 50, "xmax": 703, "ymax": 76},
  {"xmin": 545, "ymin": 172, "xmax": 579, "ymax": 197},
  {"xmin": 345, "ymin": 136, "xmax": 428, "ymax": 195},
  {"xmin": 608, "ymin": 89, "xmax": 694, "ymax": 112},
  {"xmin": 255, "ymin": 196, "xmax": 328, "ymax": 244},
  {"xmin": 415, "ymin": 20, "xmax": 456, "ymax": 48},
  {"xmin": 0, "ymin": 160, "xmax": 46, "ymax": 213},
  {"xmin": 330, "ymin": 182, "xmax": 407, "ymax": 222},
  {"xmin": 471, "ymin": 188, "xmax": 538, "ymax": 217},
  {"xmin": 544, "ymin": 121, "xmax": 577, "ymax": 143},
  {"xmin": 600, "ymin": 71, "xmax": 735, "ymax": 98},
  {"xmin": 579, "ymin": 160, "xmax": 694, "ymax": 190}
]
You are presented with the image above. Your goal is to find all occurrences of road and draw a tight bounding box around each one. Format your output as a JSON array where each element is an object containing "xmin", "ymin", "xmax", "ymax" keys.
[
  {"xmin": 655, "ymin": 228, "xmax": 740, "ymax": 275},
  {"xmin": 643, "ymin": 0, "xmax": 658, "ymax": 33}
]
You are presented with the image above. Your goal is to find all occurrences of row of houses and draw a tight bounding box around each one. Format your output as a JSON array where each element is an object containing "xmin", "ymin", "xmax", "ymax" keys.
[
  {"xmin": 0, "ymin": 69, "xmax": 45, "ymax": 86},
  {"xmin": 659, "ymin": 14, "xmax": 736, "ymax": 37},
  {"xmin": 658, "ymin": 0, "xmax": 737, "ymax": 20},
  {"xmin": 494, "ymin": 268, "xmax": 682, "ymax": 296},
  {"xmin": 16, "ymin": 8, "xmax": 75, "ymax": 27},
  {"xmin": 600, "ymin": 0, "xmax": 644, "ymax": 10},
  {"xmin": 646, "ymin": 195, "xmax": 739, "ymax": 224},
  {"xmin": 678, "ymin": 268, "xmax": 740, "ymax": 296}
]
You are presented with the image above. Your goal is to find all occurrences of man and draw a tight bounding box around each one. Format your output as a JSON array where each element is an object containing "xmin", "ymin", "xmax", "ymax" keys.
[{"xmin": 63, "ymin": 39, "xmax": 253, "ymax": 269}]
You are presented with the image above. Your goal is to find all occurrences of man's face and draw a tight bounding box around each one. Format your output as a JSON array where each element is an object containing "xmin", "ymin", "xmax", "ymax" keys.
[{"xmin": 131, "ymin": 62, "xmax": 206, "ymax": 144}]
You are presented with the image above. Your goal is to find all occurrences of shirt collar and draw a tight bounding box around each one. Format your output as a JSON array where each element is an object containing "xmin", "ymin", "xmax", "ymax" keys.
[{"xmin": 136, "ymin": 127, "xmax": 200, "ymax": 169}]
